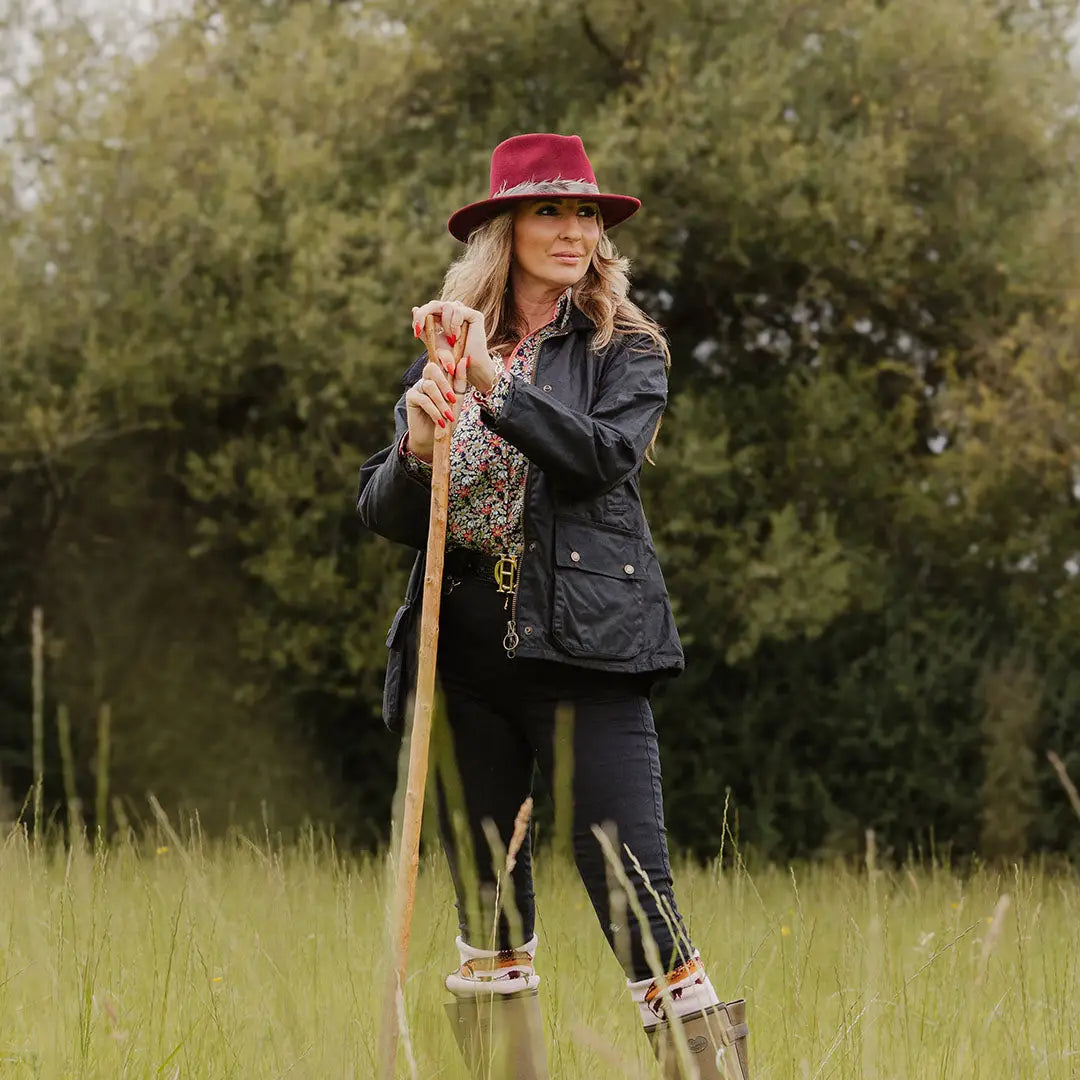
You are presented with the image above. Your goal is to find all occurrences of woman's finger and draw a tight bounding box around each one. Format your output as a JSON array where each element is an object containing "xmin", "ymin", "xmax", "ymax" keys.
[
  {"xmin": 408, "ymin": 386, "xmax": 448, "ymax": 428},
  {"xmin": 453, "ymin": 355, "xmax": 469, "ymax": 396},
  {"xmin": 412, "ymin": 301, "xmax": 442, "ymax": 340},
  {"xmin": 413, "ymin": 304, "xmax": 441, "ymax": 339},
  {"xmin": 434, "ymin": 344, "xmax": 457, "ymax": 373},
  {"xmin": 440, "ymin": 302, "xmax": 453, "ymax": 340},
  {"xmin": 419, "ymin": 377, "xmax": 456, "ymax": 423},
  {"xmin": 439, "ymin": 301, "xmax": 461, "ymax": 344},
  {"xmin": 423, "ymin": 362, "xmax": 457, "ymax": 405}
]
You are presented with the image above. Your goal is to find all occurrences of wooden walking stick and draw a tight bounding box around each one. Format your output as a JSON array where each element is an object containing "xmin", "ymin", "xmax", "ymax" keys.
[{"xmin": 378, "ymin": 314, "xmax": 468, "ymax": 1080}]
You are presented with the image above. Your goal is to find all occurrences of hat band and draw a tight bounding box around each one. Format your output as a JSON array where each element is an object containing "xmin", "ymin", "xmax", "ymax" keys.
[{"xmin": 492, "ymin": 178, "xmax": 601, "ymax": 198}]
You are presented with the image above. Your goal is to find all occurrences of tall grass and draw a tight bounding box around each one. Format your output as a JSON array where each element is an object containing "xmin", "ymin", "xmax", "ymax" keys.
[{"xmin": 1, "ymin": 819, "xmax": 1078, "ymax": 1079}]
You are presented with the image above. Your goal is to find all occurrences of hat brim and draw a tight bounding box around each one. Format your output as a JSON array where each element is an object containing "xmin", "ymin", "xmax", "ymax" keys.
[{"xmin": 447, "ymin": 192, "xmax": 641, "ymax": 243}]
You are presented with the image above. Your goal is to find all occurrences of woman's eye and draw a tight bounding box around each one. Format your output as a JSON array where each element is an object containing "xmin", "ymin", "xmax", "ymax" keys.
[
  {"xmin": 536, "ymin": 204, "xmax": 558, "ymax": 215},
  {"xmin": 578, "ymin": 206, "xmax": 598, "ymax": 217}
]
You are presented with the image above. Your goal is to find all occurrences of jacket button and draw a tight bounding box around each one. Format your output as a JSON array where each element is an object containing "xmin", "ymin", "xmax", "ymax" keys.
[
  {"xmin": 524, "ymin": 626, "xmax": 533, "ymax": 635},
  {"xmin": 623, "ymin": 564, "xmax": 635, "ymax": 575},
  {"xmin": 542, "ymin": 384, "xmax": 552, "ymax": 392},
  {"xmin": 570, "ymin": 551, "xmax": 581, "ymax": 562},
  {"xmin": 528, "ymin": 541, "xmax": 537, "ymax": 551}
]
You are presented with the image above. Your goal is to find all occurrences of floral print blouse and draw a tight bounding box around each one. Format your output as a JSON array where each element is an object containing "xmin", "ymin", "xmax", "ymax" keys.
[{"xmin": 399, "ymin": 289, "xmax": 573, "ymax": 557}]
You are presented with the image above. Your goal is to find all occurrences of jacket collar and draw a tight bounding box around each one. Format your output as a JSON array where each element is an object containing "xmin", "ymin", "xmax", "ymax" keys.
[{"xmin": 565, "ymin": 301, "xmax": 595, "ymax": 334}]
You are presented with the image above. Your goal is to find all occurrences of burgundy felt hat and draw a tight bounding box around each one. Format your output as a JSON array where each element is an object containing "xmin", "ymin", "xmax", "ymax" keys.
[{"xmin": 447, "ymin": 133, "xmax": 641, "ymax": 243}]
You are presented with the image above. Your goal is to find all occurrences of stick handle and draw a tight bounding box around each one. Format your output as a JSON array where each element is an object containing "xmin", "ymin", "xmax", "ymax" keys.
[{"xmin": 378, "ymin": 315, "xmax": 468, "ymax": 1080}]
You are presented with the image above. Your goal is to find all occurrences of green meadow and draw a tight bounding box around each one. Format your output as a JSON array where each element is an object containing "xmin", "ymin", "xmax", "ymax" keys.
[{"xmin": 2, "ymin": 821, "xmax": 1077, "ymax": 1079}]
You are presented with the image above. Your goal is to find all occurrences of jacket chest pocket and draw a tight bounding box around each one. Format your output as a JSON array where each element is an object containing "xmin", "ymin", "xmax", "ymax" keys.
[{"xmin": 550, "ymin": 519, "xmax": 647, "ymax": 661}]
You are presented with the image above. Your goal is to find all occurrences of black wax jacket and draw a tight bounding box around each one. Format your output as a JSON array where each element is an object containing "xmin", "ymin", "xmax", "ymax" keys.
[{"xmin": 356, "ymin": 305, "xmax": 684, "ymax": 729}]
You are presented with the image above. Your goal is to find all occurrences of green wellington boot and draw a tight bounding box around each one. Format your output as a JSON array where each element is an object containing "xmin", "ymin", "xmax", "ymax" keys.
[
  {"xmin": 444, "ymin": 989, "xmax": 549, "ymax": 1080},
  {"xmin": 647, "ymin": 999, "xmax": 750, "ymax": 1080}
]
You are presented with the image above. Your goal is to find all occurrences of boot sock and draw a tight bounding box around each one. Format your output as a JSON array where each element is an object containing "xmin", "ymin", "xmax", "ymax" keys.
[
  {"xmin": 627, "ymin": 952, "xmax": 720, "ymax": 1028},
  {"xmin": 445, "ymin": 934, "xmax": 540, "ymax": 996},
  {"xmin": 444, "ymin": 935, "xmax": 548, "ymax": 1080}
]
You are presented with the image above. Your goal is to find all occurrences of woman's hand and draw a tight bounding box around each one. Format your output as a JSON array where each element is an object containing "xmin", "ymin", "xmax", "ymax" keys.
[
  {"xmin": 411, "ymin": 300, "xmax": 501, "ymax": 395},
  {"xmin": 404, "ymin": 354, "xmax": 470, "ymax": 464}
]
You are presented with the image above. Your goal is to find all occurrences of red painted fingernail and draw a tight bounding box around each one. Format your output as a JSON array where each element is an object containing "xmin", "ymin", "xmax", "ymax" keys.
[
  {"xmin": 444, "ymin": 409, "xmax": 454, "ymax": 422},
  {"xmin": 438, "ymin": 418, "xmax": 446, "ymax": 428},
  {"xmin": 447, "ymin": 391, "xmax": 457, "ymax": 404},
  {"xmin": 414, "ymin": 323, "xmax": 421, "ymax": 338},
  {"xmin": 445, "ymin": 332, "xmax": 457, "ymax": 346}
]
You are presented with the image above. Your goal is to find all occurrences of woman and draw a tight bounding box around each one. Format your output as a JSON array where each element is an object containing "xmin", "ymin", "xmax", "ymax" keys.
[{"xmin": 356, "ymin": 133, "xmax": 749, "ymax": 1080}]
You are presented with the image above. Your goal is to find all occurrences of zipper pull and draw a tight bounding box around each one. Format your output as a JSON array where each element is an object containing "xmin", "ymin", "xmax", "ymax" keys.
[{"xmin": 503, "ymin": 620, "xmax": 520, "ymax": 659}]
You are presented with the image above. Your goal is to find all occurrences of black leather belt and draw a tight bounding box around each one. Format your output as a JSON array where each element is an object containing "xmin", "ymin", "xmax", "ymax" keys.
[{"xmin": 444, "ymin": 547, "xmax": 505, "ymax": 584}]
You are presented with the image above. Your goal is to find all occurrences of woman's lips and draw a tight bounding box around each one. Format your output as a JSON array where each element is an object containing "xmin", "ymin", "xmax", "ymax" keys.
[{"xmin": 552, "ymin": 253, "xmax": 581, "ymax": 263}]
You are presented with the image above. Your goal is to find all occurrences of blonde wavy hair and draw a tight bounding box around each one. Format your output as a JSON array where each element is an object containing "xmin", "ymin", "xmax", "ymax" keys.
[{"xmin": 440, "ymin": 208, "xmax": 671, "ymax": 366}]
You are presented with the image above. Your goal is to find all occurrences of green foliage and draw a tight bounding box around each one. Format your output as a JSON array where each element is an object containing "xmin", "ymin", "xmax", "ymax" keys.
[
  {"xmin": 2, "ymin": 0, "xmax": 1080, "ymax": 856},
  {"xmin": 979, "ymin": 653, "xmax": 1043, "ymax": 861}
]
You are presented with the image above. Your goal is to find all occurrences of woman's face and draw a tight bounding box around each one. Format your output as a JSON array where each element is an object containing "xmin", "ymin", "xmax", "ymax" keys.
[{"xmin": 511, "ymin": 198, "xmax": 601, "ymax": 292}]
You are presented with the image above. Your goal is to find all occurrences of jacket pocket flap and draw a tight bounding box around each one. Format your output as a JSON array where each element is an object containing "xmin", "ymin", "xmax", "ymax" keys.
[
  {"xmin": 386, "ymin": 603, "xmax": 412, "ymax": 649},
  {"xmin": 554, "ymin": 519, "xmax": 647, "ymax": 580}
]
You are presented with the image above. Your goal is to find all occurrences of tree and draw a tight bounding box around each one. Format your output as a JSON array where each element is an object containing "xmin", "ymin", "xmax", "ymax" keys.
[{"xmin": 1, "ymin": 0, "xmax": 1078, "ymax": 855}]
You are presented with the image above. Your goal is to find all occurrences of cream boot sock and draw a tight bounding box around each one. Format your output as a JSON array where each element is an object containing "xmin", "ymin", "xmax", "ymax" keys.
[
  {"xmin": 627, "ymin": 951, "xmax": 721, "ymax": 1028},
  {"xmin": 445, "ymin": 933, "xmax": 540, "ymax": 996}
]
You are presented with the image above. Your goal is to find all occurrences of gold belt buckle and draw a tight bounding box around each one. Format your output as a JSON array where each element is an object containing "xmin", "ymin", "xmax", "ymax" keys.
[{"xmin": 493, "ymin": 553, "xmax": 519, "ymax": 594}]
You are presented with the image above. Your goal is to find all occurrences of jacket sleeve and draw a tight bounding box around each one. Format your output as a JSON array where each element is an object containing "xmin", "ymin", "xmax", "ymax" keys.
[
  {"xmin": 479, "ymin": 337, "xmax": 668, "ymax": 499},
  {"xmin": 355, "ymin": 391, "xmax": 432, "ymax": 550}
]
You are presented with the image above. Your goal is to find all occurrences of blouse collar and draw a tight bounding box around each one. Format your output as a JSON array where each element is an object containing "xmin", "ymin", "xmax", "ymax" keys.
[{"xmin": 552, "ymin": 287, "xmax": 574, "ymax": 331}]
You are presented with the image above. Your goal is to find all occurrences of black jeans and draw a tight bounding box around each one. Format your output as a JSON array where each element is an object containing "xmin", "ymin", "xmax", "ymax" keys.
[{"xmin": 434, "ymin": 569, "xmax": 693, "ymax": 982}]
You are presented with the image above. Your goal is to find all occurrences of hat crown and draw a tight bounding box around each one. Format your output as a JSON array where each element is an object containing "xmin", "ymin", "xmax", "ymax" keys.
[
  {"xmin": 489, "ymin": 133, "xmax": 598, "ymax": 198},
  {"xmin": 446, "ymin": 131, "xmax": 639, "ymax": 242}
]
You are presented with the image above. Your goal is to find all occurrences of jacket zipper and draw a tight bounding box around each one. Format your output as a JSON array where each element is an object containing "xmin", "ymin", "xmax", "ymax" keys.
[
  {"xmin": 504, "ymin": 325, "xmax": 568, "ymax": 659},
  {"xmin": 503, "ymin": 468, "xmax": 526, "ymax": 658}
]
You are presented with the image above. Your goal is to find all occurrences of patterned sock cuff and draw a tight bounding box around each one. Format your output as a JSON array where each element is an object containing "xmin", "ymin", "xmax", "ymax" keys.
[
  {"xmin": 627, "ymin": 951, "xmax": 721, "ymax": 1028},
  {"xmin": 446, "ymin": 934, "xmax": 541, "ymax": 997}
]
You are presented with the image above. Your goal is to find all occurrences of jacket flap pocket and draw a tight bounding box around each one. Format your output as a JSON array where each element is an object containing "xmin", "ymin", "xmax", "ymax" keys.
[
  {"xmin": 553, "ymin": 519, "xmax": 648, "ymax": 580},
  {"xmin": 386, "ymin": 603, "xmax": 412, "ymax": 649}
]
